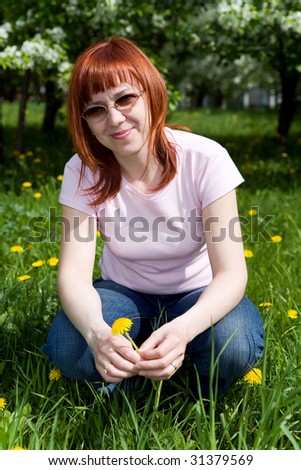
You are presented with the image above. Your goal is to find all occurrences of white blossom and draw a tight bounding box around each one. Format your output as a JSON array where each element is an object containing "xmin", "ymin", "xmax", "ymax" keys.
[{"xmin": 0, "ymin": 22, "xmax": 12, "ymax": 43}]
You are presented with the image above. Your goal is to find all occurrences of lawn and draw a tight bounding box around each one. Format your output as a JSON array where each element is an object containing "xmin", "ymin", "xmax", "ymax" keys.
[{"xmin": 0, "ymin": 102, "xmax": 301, "ymax": 450}]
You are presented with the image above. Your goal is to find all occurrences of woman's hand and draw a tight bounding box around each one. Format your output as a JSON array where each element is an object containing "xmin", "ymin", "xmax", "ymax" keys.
[
  {"xmin": 91, "ymin": 325, "xmax": 141, "ymax": 382},
  {"xmin": 135, "ymin": 321, "xmax": 187, "ymax": 381}
]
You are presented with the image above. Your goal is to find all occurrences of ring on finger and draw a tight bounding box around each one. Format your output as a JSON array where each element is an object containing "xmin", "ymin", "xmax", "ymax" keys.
[
  {"xmin": 170, "ymin": 361, "xmax": 177, "ymax": 371},
  {"xmin": 103, "ymin": 363, "xmax": 111, "ymax": 374}
]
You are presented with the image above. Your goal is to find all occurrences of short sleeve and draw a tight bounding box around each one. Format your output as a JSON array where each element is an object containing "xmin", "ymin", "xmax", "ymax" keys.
[
  {"xmin": 59, "ymin": 154, "xmax": 98, "ymax": 217},
  {"xmin": 196, "ymin": 144, "xmax": 244, "ymax": 209}
]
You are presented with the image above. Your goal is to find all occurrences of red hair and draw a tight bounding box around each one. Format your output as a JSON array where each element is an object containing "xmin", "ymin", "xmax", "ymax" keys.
[{"xmin": 67, "ymin": 36, "xmax": 186, "ymax": 205}]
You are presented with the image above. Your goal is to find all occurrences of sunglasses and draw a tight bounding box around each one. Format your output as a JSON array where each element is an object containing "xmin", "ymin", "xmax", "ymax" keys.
[{"xmin": 81, "ymin": 91, "xmax": 144, "ymax": 122}]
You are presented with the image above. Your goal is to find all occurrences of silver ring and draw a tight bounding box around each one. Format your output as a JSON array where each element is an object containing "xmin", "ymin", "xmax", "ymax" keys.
[
  {"xmin": 170, "ymin": 362, "xmax": 177, "ymax": 371},
  {"xmin": 103, "ymin": 363, "xmax": 111, "ymax": 374}
]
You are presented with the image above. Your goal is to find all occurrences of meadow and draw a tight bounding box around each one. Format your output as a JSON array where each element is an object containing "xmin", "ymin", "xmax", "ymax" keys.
[{"xmin": 0, "ymin": 102, "xmax": 301, "ymax": 450}]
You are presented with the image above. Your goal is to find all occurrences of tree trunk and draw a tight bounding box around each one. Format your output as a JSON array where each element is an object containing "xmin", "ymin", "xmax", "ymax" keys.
[
  {"xmin": 42, "ymin": 80, "xmax": 63, "ymax": 132},
  {"xmin": 277, "ymin": 71, "xmax": 299, "ymax": 144},
  {"xmin": 16, "ymin": 69, "xmax": 31, "ymax": 153}
]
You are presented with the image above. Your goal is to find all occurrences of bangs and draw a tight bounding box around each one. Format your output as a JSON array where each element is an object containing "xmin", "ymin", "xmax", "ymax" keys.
[{"xmin": 78, "ymin": 53, "xmax": 142, "ymax": 105}]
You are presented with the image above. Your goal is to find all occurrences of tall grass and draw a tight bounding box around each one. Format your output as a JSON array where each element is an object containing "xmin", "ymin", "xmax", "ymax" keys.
[{"xmin": 1, "ymin": 103, "xmax": 301, "ymax": 450}]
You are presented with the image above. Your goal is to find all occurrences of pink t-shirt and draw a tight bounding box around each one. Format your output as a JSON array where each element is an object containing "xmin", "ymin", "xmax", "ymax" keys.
[{"xmin": 59, "ymin": 129, "xmax": 244, "ymax": 294}]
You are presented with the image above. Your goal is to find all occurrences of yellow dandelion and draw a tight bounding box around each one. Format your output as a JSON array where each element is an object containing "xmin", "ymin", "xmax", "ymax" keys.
[
  {"xmin": 35, "ymin": 147, "xmax": 42, "ymax": 152},
  {"xmin": 111, "ymin": 317, "xmax": 140, "ymax": 352},
  {"xmin": 10, "ymin": 245, "xmax": 24, "ymax": 253},
  {"xmin": 33, "ymin": 192, "xmax": 42, "ymax": 198},
  {"xmin": 57, "ymin": 175, "xmax": 63, "ymax": 181},
  {"xmin": 49, "ymin": 368, "xmax": 62, "ymax": 381},
  {"xmin": 248, "ymin": 209, "xmax": 257, "ymax": 216},
  {"xmin": 17, "ymin": 275, "xmax": 31, "ymax": 281},
  {"xmin": 18, "ymin": 154, "xmax": 26, "ymax": 160},
  {"xmin": 259, "ymin": 302, "xmax": 273, "ymax": 308},
  {"xmin": 271, "ymin": 235, "xmax": 282, "ymax": 243},
  {"xmin": 26, "ymin": 150, "xmax": 34, "ymax": 157},
  {"xmin": 11, "ymin": 447, "xmax": 26, "ymax": 450},
  {"xmin": 280, "ymin": 152, "xmax": 288, "ymax": 158},
  {"xmin": 244, "ymin": 249, "xmax": 254, "ymax": 258},
  {"xmin": 0, "ymin": 397, "xmax": 7, "ymax": 411},
  {"xmin": 243, "ymin": 368, "xmax": 262, "ymax": 385},
  {"xmin": 22, "ymin": 181, "xmax": 32, "ymax": 188},
  {"xmin": 47, "ymin": 257, "xmax": 59, "ymax": 266},
  {"xmin": 287, "ymin": 309, "xmax": 298, "ymax": 319},
  {"xmin": 33, "ymin": 158, "xmax": 42, "ymax": 163},
  {"xmin": 31, "ymin": 260, "xmax": 45, "ymax": 267},
  {"xmin": 112, "ymin": 318, "xmax": 133, "ymax": 335}
]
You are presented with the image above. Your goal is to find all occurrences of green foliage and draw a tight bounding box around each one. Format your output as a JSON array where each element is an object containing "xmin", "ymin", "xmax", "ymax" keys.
[{"xmin": 1, "ymin": 103, "xmax": 301, "ymax": 450}]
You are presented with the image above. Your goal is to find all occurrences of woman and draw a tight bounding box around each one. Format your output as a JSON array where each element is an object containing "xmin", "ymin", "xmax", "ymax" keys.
[{"xmin": 42, "ymin": 36, "xmax": 264, "ymax": 399}]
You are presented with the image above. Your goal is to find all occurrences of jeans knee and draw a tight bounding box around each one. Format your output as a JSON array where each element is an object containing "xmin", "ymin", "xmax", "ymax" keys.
[{"xmin": 217, "ymin": 329, "xmax": 264, "ymax": 379}]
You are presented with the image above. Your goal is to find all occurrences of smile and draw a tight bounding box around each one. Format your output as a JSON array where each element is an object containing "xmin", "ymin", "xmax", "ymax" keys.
[{"xmin": 111, "ymin": 129, "xmax": 133, "ymax": 140}]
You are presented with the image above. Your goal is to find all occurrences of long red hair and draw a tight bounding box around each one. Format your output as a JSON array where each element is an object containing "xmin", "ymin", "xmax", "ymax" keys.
[{"xmin": 67, "ymin": 36, "xmax": 184, "ymax": 205}]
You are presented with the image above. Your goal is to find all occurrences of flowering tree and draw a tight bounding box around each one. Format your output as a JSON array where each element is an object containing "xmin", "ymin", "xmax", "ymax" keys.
[
  {"xmin": 203, "ymin": 0, "xmax": 301, "ymax": 142},
  {"xmin": 0, "ymin": 0, "xmax": 116, "ymax": 153}
]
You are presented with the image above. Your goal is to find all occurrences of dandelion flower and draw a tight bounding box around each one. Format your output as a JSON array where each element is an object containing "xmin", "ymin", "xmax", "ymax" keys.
[
  {"xmin": 244, "ymin": 249, "xmax": 254, "ymax": 258},
  {"xmin": 33, "ymin": 158, "xmax": 41, "ymax": 163},
  {"xmin": 112, "ymin": 318, "xmax": 133, "ymax": 335},
  {"xmin": 26, "ymin": 151, "xmax": 34, "ymax": 157},
  {"xmin": 0, "ymin": 397, "xmax": 7, "ymax": 411},
  {"xmin": 47, "ymin": 257, "xmax": 59, "ymax": 266},
  {"xmin": 259, "ymin": 302, "xmax": 273, "ymax": 308},
  {"xmin": 31, "ymin": 260, "xmax": 45, "ymax": 267},
  {"xmin": 281, "ymin": 152, "xmax": 288, "ymax": 158},
  {"xmin": 49, "ymin": 368, "xmax": 61, "ymax": 381},
  {"xmin": 17, "ymin": 275, "xmax": 31, "ymax": 281},
  {"xmin": 11, "ymin": 447, "xmax": 26, "ymax": 450},
  {"xmin": 33, "ymin": 192, "xmax": 42, "ymax": 198},
  {"xmin": 22, "ymin": 181, "xmax": 32, "ymax": 188},
  {"xmin": 243, "ymin": 368, "xmax": 262, "ymax": 385},
  {"xmin": 271, "ymin": 235, "xmax": 282, "ymax": 243},
  {"xmin": 57, "ymin": 175, "xmax": 63, "ymax": 181},
  {"xmin": 10, "ymin": 245, "xmax": 24, "ymax": 253},
  {"xmin": 111, "ymin": 317, "xmax": 139, "ymax": 352},
  {"xmin": 287, "ymin": 309, "xmax": 298, "ymax": 319},
  {"xmin": 248, "ymin": 209, "xmax": 257, "ymax": 216}
]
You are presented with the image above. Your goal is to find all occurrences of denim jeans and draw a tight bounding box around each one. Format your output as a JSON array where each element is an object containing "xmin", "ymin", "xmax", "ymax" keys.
[{"xmin": 42, "ymin": 278, "xmax": 264, "ymax": 399}]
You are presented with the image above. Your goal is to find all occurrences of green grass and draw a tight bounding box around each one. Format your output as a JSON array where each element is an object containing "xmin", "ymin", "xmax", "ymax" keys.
[{"xmin": 1, "ymin": 102, "xmax": 301, "ymax": 450}]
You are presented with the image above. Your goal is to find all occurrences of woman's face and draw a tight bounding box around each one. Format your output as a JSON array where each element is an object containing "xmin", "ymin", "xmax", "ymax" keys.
[{"xmin": 82, "ymin": 83, "xmax": 151, "ymax": 164}]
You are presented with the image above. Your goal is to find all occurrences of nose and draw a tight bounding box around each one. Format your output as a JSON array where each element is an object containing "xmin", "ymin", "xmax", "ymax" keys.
[{"xmin": 106, "ymin": 105, "xmax": 126, "ymax": 125}]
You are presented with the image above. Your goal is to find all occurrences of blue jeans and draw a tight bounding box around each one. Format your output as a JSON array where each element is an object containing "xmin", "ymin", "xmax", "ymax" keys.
[{"xmin": 42, "ymin": 279, "xmax": 264, "ymax": 399}]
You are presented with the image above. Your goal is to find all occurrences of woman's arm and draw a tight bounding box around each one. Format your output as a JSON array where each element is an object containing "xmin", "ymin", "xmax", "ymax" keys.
[
  {"xmin": 57, "ymin": 204, "xmax": 140, "ymax": 381},
  {"xmin": 136, "ymin": 189, "xmax": 248, "ymax": 378},
  {"xmin": 175, "ymin": 188, "xmax": 247, "ymax": 342}
]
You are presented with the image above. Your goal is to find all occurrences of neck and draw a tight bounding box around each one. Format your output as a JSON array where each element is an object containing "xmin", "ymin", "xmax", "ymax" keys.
[{"xmin": 121, "ymin": 157, "xmax": 162, "ymax": 192}]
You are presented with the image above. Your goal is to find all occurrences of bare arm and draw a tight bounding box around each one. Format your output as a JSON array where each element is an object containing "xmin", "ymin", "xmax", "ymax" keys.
[
  {"xmin": 57, "ymin": 205, "xmax": 140, "ymax": 381},
  {"xmin": 136, "ymin": 189, "xmax": 247, "ymax": 378}
]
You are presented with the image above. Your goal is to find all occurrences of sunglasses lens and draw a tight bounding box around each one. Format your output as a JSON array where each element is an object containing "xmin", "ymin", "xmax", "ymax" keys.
[
  {"xmin": 115, "ymin": 94, "xmax": 139, "ymax": 109},
  {"xmin": 83, "ymin": 106, "xmax": 106, "ymax": 120}
]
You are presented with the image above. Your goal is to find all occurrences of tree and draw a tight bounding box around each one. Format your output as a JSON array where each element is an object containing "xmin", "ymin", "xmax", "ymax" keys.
[
  {"xmin": 0, "ymin": 0, "xmax": 118, "ymax": 153},
  {"xmin": 202, "ymin": 0, "xmax": 301, "ymax": 143}
]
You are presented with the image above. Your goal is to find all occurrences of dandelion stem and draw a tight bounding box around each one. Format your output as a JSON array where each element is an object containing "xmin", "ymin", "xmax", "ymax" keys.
[{"xmin": 124, "ymin": 332, "xmax": 140, "ymax": 353}]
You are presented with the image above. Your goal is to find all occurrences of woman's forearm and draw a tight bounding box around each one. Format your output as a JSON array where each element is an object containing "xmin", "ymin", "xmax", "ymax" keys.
[
  {"xmin": 57, "ymin": 276, "xmax": 109, "ymax": 347},
  {"xmin": 173, "ymin": 269, "xmax": 248, "ymax": 344}
]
